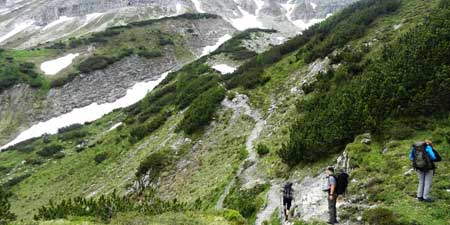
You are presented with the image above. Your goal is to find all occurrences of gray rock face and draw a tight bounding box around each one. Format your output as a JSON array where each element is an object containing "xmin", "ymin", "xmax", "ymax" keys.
[{"xmin": 0, "ymin": 0, "xmax": 358, "ymax": 48}]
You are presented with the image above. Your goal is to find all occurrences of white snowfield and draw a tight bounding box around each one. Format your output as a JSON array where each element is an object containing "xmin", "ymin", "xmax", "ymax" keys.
[
  {"xmin": 0, "ymin": 72, "xmax": 170, "ymax": 151},
  {"xmin": 212, "ymin": 64, "xmax": 236, "ymax": 74},
  {"xmin": 0, "ymin": 20, "xmax": 34, "ymax": 44},
  {"xmin": 43, "ymin": 16, "xmax": 74, "ymax": 31},
  {"xmin": 229, "ymin": 6, "xmax": 265, "ymax": 31},
  {"xmin": 201, "ymin": 34, "xmax": 233, "ymax": 56},
  {"xmin": 191, "ymin": 0, "xmax": 205, "ymax": 13},
  {"xmin": 40, "ymin": 53, "xmax": 80, "ymax": 75}
]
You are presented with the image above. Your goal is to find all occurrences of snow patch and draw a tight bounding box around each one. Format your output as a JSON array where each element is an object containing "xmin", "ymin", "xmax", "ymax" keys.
[
  {"xmin": 40, "ymin": 53, "xmax": 80, "ymax": 75},
  {"xmin": 176, "ymin": 3, "xmax": 185, "ymax": 14},
  {"xmin": 191, "ymin": 0, "xmax": 205, "ymax": 13},
  {"xmin": 212, "ymin": 64, "xmax": 236, "ymax": 74},
  {"xmin": 85, "ymin": 13, "xmax": 105, "ymax": 25},
  {"xmin": 393, "ymin": 24, "xmax": 402, "ymax": 30},
  {"xmin": 229, "ymin": 6, "xmax": 265, "ymax": 31},
  {"xmin": 310, "ymin": 2, "xmax": 317, "ymax": 10},
  {"xmin": 0, "ymin": 20, "xmax": 34, "ymax": 43},
  {"xmin": 43, "ymin": 16, "xmax": 74, "ymax": 30},
  {"xmin": 201, "ymin": 34, "xmax": 232, "ymax": 56},
  {"xmin": 291, "ymin": 18, "xmax": 325, "ymax": 30},
  {"xmin": 254, "ymin": 0, "xmax": 265, "ymax": 15},
  {"xmin": 108, "ymin": 122, "xmax": 123, "ymax": 132},
  {"xmin": 0, "ymin": 72, "xmax": 170, "ymax": 151}
]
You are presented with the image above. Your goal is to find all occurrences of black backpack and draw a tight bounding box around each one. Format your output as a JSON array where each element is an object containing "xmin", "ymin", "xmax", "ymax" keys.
[
  {"xmin": 334, "ymin": 172, "xmax": 349, "ymax": 195},
  {"xmin": 412, "ymin": 142, "xmax": 434, "ymax": 171},
  {"xmin": 283, "ymin": 184, "xmax": 293, "ymax": 199}
]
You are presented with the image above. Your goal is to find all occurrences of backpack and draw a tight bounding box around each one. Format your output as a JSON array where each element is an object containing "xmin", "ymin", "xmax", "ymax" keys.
[
  {"xmin": 283, "ymin": 184, "xmax": 293, "ymax": 199},
  {"xmin": 334, "ymin": 172, "xmax": 349, "ymax": 195},
  {"xmin": 412, "ymin": 142, "xmax": 434, "ymax": 171}
]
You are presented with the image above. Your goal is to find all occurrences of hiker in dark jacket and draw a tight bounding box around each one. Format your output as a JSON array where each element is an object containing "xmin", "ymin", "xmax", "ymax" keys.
[
  {"xmin": 282, "ymin": 182, "xmax": 294, "ymax": 221},
  {"xmin": 325, "ymin": 167, "xmax": 338, "ymax": 224},
  {"xmin": 409, "ymin": 140, "xmax": 438, "ymax": 202}
]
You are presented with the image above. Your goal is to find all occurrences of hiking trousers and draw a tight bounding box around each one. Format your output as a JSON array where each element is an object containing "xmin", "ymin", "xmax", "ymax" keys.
[
  {"xmin": 417, "ymin": 170, "xmax": 433, "ymax": 199},
  {"xmin": 328, "ymin": 194, "xmax": 337, "ymax": 223}
]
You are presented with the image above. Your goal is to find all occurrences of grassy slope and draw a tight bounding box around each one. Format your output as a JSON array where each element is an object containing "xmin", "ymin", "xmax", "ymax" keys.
[
  {"xmin": 344, "ymin": 127, "xmax": 450, "ymax": 225},
  {"xmin": 1, "ymin": 29, "xmax": 269, "ymax": 222}
]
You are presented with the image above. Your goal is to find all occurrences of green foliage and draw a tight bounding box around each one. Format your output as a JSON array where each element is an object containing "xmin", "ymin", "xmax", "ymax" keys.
[
  {"xmin": 256, "ymin": 144, "xmax": 270, "ymax": 156},
  {"xmin": 135, "ymin": 150, "xmax": 171, "ymax": 181},
  {"xmin": 158, "ymin": 36, "xmax": 174, "ymax": 46},
  {"xmin": 223, "ymin": 183, "xmax": 268, "ymax": 221},
  {"xmin": 24, "ymin": 156, "xmax": 44, "ymax": 166},
  {"xmin": 362, "ymin": 208, "xmax": 400, "ymax": 225},
  {"xmin": 178, "ymin": 86, "xmax": 226, "ymax": 134},
  {"xmin": 37, "ymin": 144, "xmax": 64, "ymax": 157},
  {"xmin": 280, "ymin": 0, "xmax": 450, "ymax": 165},
  {"xmin": 0, "ymin": 52, "xmax": 44, "ymax": 93},
  {"xmin": 52, "ymin": 152, "xmax": 66, "ymax": 160},
  {"xmin": 33, "ymin": 190, "xmax": 189, "ymax": 222},
  {"xmin": 129, "ymin": 111, "xmax": 171, "ymax": 143},
  {"xmin": 222, "ymin": 209, "xmax": 246, "ymax": 225},
  {"xmin": 78, "ymin": 56, "xmax": 117, "ymax": 73},
  {"xmin": 3, "ymin": 174, "xmax": 31, "ymax": 188},
  {"xmin": 58, "ymin": 124, "xmax": 83, "ymax": 133},
  {"xmin": 94, "ymin": 152, "xmax": 108, "ymax": 164},
  {"xmin": 137, "ymin": 49, "xmax": 162, "ymax": 59},
  {"xmin": 0, "ymin": 187, "xmax": 16, "ymax": 225},
  {"xmin": 212, "ymin": 29, "xmax": 275, "ymax": 60}
]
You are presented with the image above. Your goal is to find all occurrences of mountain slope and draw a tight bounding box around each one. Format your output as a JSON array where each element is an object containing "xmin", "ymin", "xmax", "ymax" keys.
[
  {"xmin": 0, "ymin": 14, "xmax": 236, "ymax": 146},
  {"xmin": 0, "ymin": 0, "xmax": 358, "ymax": 48},
  {"xmin": 1, "ymin": 0, "xmax": 450, "ymax": 224}
]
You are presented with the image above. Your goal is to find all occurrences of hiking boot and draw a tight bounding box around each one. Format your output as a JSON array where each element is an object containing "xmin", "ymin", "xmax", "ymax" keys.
[
  {"xmin": 417, "ymin": 197, "xmax": 424, "ymax": 201},
  {"xmin": 423, "ymin": 198, "xmax": 434, "ymax": 203}
]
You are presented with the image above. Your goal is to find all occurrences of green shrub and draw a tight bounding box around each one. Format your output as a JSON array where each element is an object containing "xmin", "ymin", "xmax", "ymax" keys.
[
  {"xmin": 222, "ymin": 209, "xmax": 246, "ymax": 225},
  {"xmin": 387, "ymin": 126, "xmax": 416, "ymax": 140},
  {"xmin": 0, "ymin": 187, "xmax": 16, "ymax": 224},
  {"xmin": 362, "ymin": 208, "xmax": 400, "ymax": 225},
  {"xmin": 36, "ymin": 144, "xmax": 63, "ymax": 157},
  {"xmin": 58, "ymin": 124, "xmax": 83, "ymax": 133},
  {"xmin": 135, "ymin": 150, "xmax": 171, "ymax": 180},
  {"xmin": 158, "ymin": 36, "xmax": 174, "ymax": 46},
  {"xmin": 24, "ymin": 156, "xmax": 44, "ymax": 165},
  {"xmin": 129, "ymin": 111, "xmax": 171, "ymax": 143},
  {"xmin": 137, "ymin": 50, "xmax": 162, "ymax": 59},
  {"xmin": 34, "ymin": 190, "xmax": 188, "ymax": 222},
  {"xmin": 178, "ymin": 86, "xmax": 226, "ymax": 134},
  {"xmin": 58, "ymin": 130, "xmax": 89, "ymax": 141},
  {"xmin": 94, "ymin": 152, "xmax": 108, "ymax": 164},
  {"xmin": 78, "ymin": 56, "xmax": 116, "ymax": 73},
  {"xmin": 4, "ymin": 174, "xmax": 31, "ymax": 188},
  {"xmin": 52, "ymin": 152, "xmax": 65, "ymax": 159},
  {"xmin": 223, "ymin": 183, "xmax": 268, "ymax": 220},
  {"xmin": 256, "ymin": 144, "xmax": 270, "ymax": 156}
]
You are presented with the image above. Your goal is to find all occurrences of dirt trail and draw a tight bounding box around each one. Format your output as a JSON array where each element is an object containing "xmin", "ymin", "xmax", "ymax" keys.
[
  {"xmin": 215, "ymin": 94, "xmax": 266, "ymax": 209},
  {"xmin": 255, "ymin": 181, "xmax": 283, "ymax": 225}
]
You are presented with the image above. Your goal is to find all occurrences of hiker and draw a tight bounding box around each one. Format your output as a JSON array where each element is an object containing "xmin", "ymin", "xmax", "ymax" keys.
[
  {"xmin": 282, "ymin": 182, "xmax": 294, "ymax": 221},
  {"xmin": 409, "ymin": 139, "xmax": 441, "ymax": 202},
  {"xmin": 325, "ymin": 167, "xmax": 338, "ymax": 224}
]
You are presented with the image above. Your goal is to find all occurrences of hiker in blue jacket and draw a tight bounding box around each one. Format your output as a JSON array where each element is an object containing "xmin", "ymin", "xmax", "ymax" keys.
[{"xmin": 409, "ymin": 140, "xmax": 437, "ymax": 202}]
